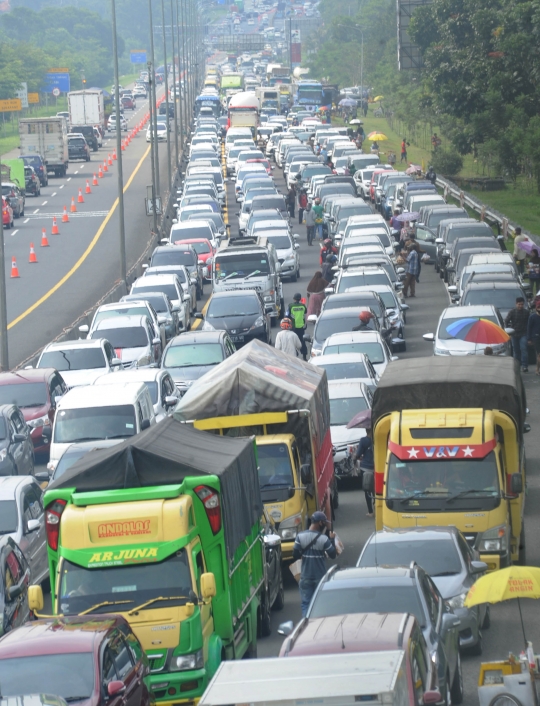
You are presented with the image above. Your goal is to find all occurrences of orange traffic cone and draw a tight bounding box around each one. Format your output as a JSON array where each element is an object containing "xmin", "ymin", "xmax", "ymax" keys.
[
  {"xmin": 77, "ymin": 188, "xmax": 84, "ymax": 203},
  {"xmin": 108, "ymin": 154, "xmax": 113, "ymax": 166},
  {"xmin": 40, "ymin": 228, "xmax": 49, "ymax": 247},
  {"xmin": 61, "ymin": 206, "xmax": 69, "ymax": 223},
  {"xmin": 103, "ymin": 160, "xmax": 108, "ymax": 173},
  {"xmin": 70, "ymin": 197, "xmax": 77, "ymax": 213},
  {"xmin": 29, "ymin": 243, "xmax": 37, "ymax": 263},
  {"xmin": 92, "ymin": 172, "xmax": 99, "ymax": 186},
  {"xmin": 121, "ymin": 140, "xmax": 125, "ymax": 151},
  {"xmin": 112, "ymin": 149, "xmax": 117, "ymax": 160},
  {"xmin": 98, "ymin": 166, "xmax": 103, "ymax": 179},
  {"xmin": 10, "ymin": 257, "xmax": 19, "ymax": 278},
  {"xmin": 52, "ymin": 216, "xmax": 60, "ymax": 234},
  {"xmin": 85, "ymin": 179, "xmax": 92, "ymax": 194}
]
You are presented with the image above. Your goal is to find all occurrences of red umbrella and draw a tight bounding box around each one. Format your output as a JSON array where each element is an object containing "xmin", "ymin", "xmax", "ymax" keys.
[{"xmin": 346, "ymin": 409, "xmax": 372, "ymax": 429}]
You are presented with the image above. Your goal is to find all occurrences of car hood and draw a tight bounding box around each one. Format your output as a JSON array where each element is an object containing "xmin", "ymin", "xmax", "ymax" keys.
[
  {"xmin": 431, "ymin": 573, "xmax": 467, "ymax": 600},
  {"xmin": 114, "ymin": 346, "xmax": 149, "ymax": 364},
  {"xmin": 330, "ymin": 425, "xmax": 365, "ymax": 448},
  {"xmin": 209, "ymin": 314, "xmax": 260, "ymax": 331},
  {"xmin": 19, "ymin": 403, "xmax": 50, "ymax": 422},
  {"xmin": 168, "ymin": 364, "xmax": 217, "ymax": 382},
  {"xmin": 436, "ymin": 339, "xmax": 498, "ymax": 355},
  {"xmin": 59, "ymin": 369, "xmax": 108, "ymax": 388}
]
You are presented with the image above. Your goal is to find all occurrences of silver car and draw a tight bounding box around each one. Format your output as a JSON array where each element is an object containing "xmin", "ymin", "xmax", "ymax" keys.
[
  {"xmin": 88, "ymin": 314, "xmax": 162, "ymax": 368},
  {"xmin": 423, "ymin": 305, "xmax": 513, "ymax": 356}
]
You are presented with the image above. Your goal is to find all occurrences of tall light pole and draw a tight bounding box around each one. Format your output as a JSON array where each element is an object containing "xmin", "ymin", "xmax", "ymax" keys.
[
  {"xmin": 111, "ymin": 0, "xmax": 127, "ymax": 284},
  {"xmin": 170, "ymin": 0, "xmax": 179, "ymax": 165},
  {"xmin": 0, "ymin": 189, "xmax": 8, "ymax": 370},
  {"xmin": 179, "ymin": 0, "xmax": 189, "ymax": 142},
  {"xmin": 161, "ymin": 0, "xmax": 172, "ymax": 187},
  {"xmin": 175, "ymin": 0, "xmax": 185, "ymax": 151},
  {"xmin": 148, "ymin": 0, "xmax": 161, "ymax": 199},
  {"xmin": 147, "ymin": 61, "xmax": 158, "ymax": 232}
]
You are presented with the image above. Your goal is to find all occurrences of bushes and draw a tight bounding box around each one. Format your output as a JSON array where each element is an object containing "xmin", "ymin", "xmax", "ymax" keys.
[{"xmin": 431, "ymin": 150, "xmax": 463, "ymax": 177}]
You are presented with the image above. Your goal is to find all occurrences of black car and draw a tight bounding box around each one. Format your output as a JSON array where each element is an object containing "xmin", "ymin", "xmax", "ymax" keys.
[
  {"xmin": 70, "ymin": 125, "xmax": 98, "ymax": 151},
  {"xmin": 67, "ymin": 135, "xmax": 90, "ymax": 162},
  {"xmin": 0, "ymin": 405, "xmax": 34, "ymax": 477},
  {"xmin": 159, "ymin": 102, "xmax": 175, "ymax": 118},
  {"xmin": 24, "ymin": 166, "xmax": 40, "ymax": 197},
  {"xmin": 149, "ymin": 245, "xmax": 204, "ymax": 299},
  {"xmin": 1, "ymin": 183, "xmax": 24, "ymax": 219},
  {"xmin": 161, "ymin": 330, "xmax": 236, "ymax": 396},
  {"xmin": 21, "ymin": 155, "xmax": 48, "ymax": 187},
  {"xmin": 0, "ymin": 537, "xmax": 30, "ymax": 636},
  {"xmin": 195, "ymin": 290, "xmax": 271, "ymax": 347}
]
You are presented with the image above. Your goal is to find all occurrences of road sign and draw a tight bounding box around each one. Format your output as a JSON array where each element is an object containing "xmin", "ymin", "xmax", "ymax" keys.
[
  {"xmin": 43, "ymin": 72, "xmax": 70, "ymax": 94},
  {"xmin": 48, "ymin": 68, "xmax": 69, "ymax": 73},
  {"xmin": 291, "ymin": 29, "xmax": 301, "ymax": 42},
  {"xmin": 28, "ymin": 93, "xmax": 39, "ymax": 104},
  {"xmin": 0, "ymin": 99, "xmax": 22, "ymax": 112},
  {"xmin": 16, "ymin": 82, "xmax": 28, "ymax": 109},
  {"xmin": 52, "ymin": 88, "xmax": 61, "ymax": 97},
  {"xmin": 131, "ymin": 50, "xmax": 147, "ymax": 64}
]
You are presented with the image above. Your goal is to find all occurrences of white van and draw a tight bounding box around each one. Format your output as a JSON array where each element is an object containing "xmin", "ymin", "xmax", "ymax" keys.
[{"xmin": 49, "ymin": 382, "xmax": 156, "ymax": 465}]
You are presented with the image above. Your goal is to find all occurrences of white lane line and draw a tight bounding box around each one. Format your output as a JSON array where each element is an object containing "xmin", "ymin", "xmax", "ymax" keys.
[
  {"xmin": 41, "ymin": 201, "xmax": 48, "ymax": 206},
  {"xmin": 51, "ymin": 192, "xmax": 57, "ymax": 197},
  {"xmin": 32, "ymin": 209, "xmax": 39, "ymax": 214},
  {"xmin": 23, "ymin": 219, "xmax": 29, "ymax": 224},
  {"xmin": 67, "ymin": 177, "xmax": 71, "ymax": 182},
  {"xmin": 10, "ymin": 230, "xmax": 18, "ymax": 237},
  {"xmin": 74, "ymin": 170, "xmax": 79, "ymax": 174},
  {"xmin": 59, "ymin": 184, "xmax": 64, "ymax": 189}
]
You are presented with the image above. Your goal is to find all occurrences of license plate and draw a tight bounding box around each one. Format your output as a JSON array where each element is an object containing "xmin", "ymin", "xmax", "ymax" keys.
[{"xmin": 230, "ymin": 335, "xmax": 244, "ymax": 343}]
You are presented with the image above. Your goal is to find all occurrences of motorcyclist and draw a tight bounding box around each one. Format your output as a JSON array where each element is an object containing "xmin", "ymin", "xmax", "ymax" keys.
[
  {"xmin": 352, "ymin": 311, "xmax": 373, "ymax": 331},
  {"xmin": 320, "ymin": 238, "xmax": 338, "ymax": 265},
  {"xmin": 274, "ymin": 317, "xmax": 302, "ymax": 358},
  {"xmin": 426, "ymin": 165, "xmax": 437, "ymax": 185},
  {"xmin": 321, "ymin": 254, "xmax": 338, "ymax": 283}
]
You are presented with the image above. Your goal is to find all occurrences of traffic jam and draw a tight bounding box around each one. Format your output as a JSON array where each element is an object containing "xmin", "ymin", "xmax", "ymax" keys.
[{"xmin": 0, "ymin": 16, "xmax": 537, "ymax": 706}]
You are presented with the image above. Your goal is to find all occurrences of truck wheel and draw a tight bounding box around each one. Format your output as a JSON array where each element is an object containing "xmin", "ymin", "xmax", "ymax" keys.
[
  {"xmin": 257, "ymin": 590, "xmax": 272, "ymax": 638},
  {"xmin": 290, "ymin": 269, "xmax": 298, "ymax": 282}
]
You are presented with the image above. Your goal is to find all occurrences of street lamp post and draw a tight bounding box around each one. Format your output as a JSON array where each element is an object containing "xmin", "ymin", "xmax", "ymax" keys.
[
  {"xmin": 161, "ymin": 0, "xmax": 172, "ymax": 188},
  {"xmin": 175, "ymin": 0, "xmax": 185, "ymax": 151},
  {"xmin": 0, "ymin": 193, "xmax": 8, "ymax": 370},
  {"xmin": 111, "ymin": 0, "xmax": 127, "ymax": 284},
  {"xmin": 170, "ymin": 0, "xmax": 179, "ymax": 165},
  {"xmin": 148, "ymin": 0, "xmax": 161, "ymax": 200}
]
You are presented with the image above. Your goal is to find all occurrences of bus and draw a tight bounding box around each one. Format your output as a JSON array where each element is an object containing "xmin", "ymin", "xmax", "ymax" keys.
[
  {"xmin": 195, "ymin": 93, "xmax": 222, "ymax": 117},
  {"xmin": 295, "ymin": 80, "xmax": 324, "ymax": 111}
]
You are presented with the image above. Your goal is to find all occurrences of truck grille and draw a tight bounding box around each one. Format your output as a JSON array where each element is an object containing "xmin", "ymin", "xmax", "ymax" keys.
[
  {"xmin": 464, "ymin": 533, "xmax": 478, "ymax": 548},
  {"xmin": 221, "ymin": 284, "xmax": 262, "ymax": 292},
  {"xmin": 149, "ymin": 651, "xmax": 168, "ymax": 673}
]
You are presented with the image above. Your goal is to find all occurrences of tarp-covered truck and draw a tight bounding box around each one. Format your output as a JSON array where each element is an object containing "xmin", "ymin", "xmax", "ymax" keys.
[
  {"xmin": 18, "ymin": 117, "xmax": 69, "ymax": 177},
  {"xmin": 175, "ymin": 340, "xmax": 336, "ymax": 560},
  {"xmin": 28, "ymin": 420, "xmax": 267, "ymax": 706},
  {"xmin": 370, "ymin": 356, "xmax": 528, "ymax": 570}
]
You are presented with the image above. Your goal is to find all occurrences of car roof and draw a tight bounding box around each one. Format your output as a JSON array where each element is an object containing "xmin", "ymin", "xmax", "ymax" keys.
[
  {"xmin": 0, "ymin": 616, "xmax": 124, "ymax": 657},
  {"xmin": 312, "ymin": 353, "xmax": 370, "ymax": 367},
  {"xmin": 43, "ymin": 339, "xmax": 105, "ymax": 351},
  {"xmin": 442, "ymin": 304, "xmax": 498, "ymax": 317},
  {"xmin": 367, "ymin": 526, "xmax": 461, "ymax": 545},
  {"xmin": 318, "ymin": 306, "xmax": 373, "ymax": 320},
  {"xmin": 135, "ymin": 273, "xmax": 180, "ymax": 284},
  {"xmin": 0, "ymin": 369, "xmax": 55, "ymax": 384},
  {"xmin": 325, "ymin": 566, "xmax": 413, "ymax": 586},
  {"xmin": 94, "ymin": 368, "xmax": 166, "ymax": 385},
  {"xmin": 324, "ymin": 331, "xmax": 382, "ymax": 344},
  {"xmin": 464, "ymin": 281, "xmax": 522, "ymax": 290},
  {"xmin": 94, "ymin": 314, "xmax": 147, "ymax": 329},
  {"xmin": 0, "ymin": 475, "xmax": 36, "ymax": 498},
  {"xmin": 169, "ymin": 330, "xmax": 225, "ymax": 345}
]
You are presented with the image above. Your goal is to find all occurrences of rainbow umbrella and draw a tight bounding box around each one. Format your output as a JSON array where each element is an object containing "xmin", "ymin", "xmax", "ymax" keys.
[{"xmin": 445, "ymin": 317, "xmax": 510, "ymax": 344}]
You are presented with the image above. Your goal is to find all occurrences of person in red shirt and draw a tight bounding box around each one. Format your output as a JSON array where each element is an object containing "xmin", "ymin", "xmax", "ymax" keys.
[
  {"xmin": 298, "ymin": 189, "xmax": 308, "ymax": 224},
  {"xmin": 401, "ymin": 138, "xmax": 408, "ymax": 162},
  {"xmin": 319, "ymin": 239, "xmax": 338, "ymax": 265}
]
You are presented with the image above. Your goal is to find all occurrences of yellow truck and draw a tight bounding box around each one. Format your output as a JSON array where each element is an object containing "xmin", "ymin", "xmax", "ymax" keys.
[
  {"xmin": 175, "ymin": 339, "xmax": 337, "ymax": 560},
  {"xmin": 368, "ymin": 356, "xmax": 529, "ymax": 570}
]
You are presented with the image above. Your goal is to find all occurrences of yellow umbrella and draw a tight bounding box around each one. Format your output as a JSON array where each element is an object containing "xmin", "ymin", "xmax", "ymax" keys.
[
  {"xmin": 465, "ymin": 565, "xmax": 540, "ymax": 645},
  {"xmin": 367, "ymin": 131, "xmax": 388, "ymax": 141},
  {"xmin": 373, "ymin": 95, "xmax": 384, "ymax": 102}
]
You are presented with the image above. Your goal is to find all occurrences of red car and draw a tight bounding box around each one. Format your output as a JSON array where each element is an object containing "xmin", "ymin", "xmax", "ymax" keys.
[
  {"xmin": 173, "ymin": 237, "xmax": 215, "ymax": 281},
  {"xmin": 0, "ymin": 615, "xmax": 154, "ymax": 706},
  {"xmin": 2, "ymin": 197, "xmax": 13, "ymax": 230},
  {"xmin": 0, "ymin": 369, "xmax": 67, "ymax": 456},
  {"xmin": 246, "ymin": 158, "xmax": 273, "ymax": 175},
  {"xmin": 121, "ymin": 95, "xmax": 136, "ymax": 110}
]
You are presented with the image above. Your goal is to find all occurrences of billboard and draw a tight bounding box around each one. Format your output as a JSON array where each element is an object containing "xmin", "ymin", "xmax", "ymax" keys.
[
  {"xmin": 0, "ymin": 99, "xmax": 22, "ymax": 112},
  {"xmin": 397, "ymin": 0, "xmax": 432, "ymax": 69},
  {"xmin": 130, "ymin": 50, "xmax": 148, "ymax": 63},
  {"xmin": 43, "ymin": 72, "xmax": 70, "ymax": 93}
]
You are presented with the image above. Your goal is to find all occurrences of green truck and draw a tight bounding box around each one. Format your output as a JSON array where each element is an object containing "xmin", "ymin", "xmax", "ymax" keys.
[{"xmin": 29, "ymin": 419, "xmax": 269, "ymax": 706}]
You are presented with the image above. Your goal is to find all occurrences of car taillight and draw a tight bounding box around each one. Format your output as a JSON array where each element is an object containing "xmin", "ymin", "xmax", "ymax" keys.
[
  {"xmin": 194, "ymin": 485, "xmax": 221, "ymax": 534},
  {"xmin": 45, "ymin": 498, "xmax": 67, "ymax": 550}
]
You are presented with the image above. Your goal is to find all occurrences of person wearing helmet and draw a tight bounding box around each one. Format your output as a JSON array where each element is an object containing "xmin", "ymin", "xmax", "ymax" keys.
[
  {"xmin": 353, "ymin": 310, "xmax": 373, "ymax": 331},
  {"xmin": 287, "ymin": 292, "xmax": 308, "ymax": 360},
  {"xmin": 426, "ymin": 165, "xmax": 437, "ymax": 185},
  {"xmin": 312, "ymin": 198, "xmax": 324, "ymax": 241},
  {"xmin": 320, "ymin": 238, "xmax": 338, "ymax": 266},
  {"xmin": 275, "ymin": 317, "xmax": 302, "ymax": 358},
  {"xmin": 321, "ymin": 254, "xmax": 338, "ymax": 283}
]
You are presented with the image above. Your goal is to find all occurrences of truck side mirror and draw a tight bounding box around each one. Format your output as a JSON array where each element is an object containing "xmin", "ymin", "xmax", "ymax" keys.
[
  {"xmin": 511, "ymin": 473, "xmax": 523, "ymax": 494},
  {"xmin": 300, "ymin": 464, "xmax": 311, "ymax": 485},
  {"xmin": 201, "ymin": 572, "xmax": 216, "ymax": 600},
  {"xmin": 28, "ymin": 584, "xmax": 44, "ymax": 612}
]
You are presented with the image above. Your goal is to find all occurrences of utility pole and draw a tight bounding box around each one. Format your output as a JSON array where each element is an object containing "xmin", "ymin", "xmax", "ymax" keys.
[
  {"xmin": 0, "ymin": 186, "xmax": 8, "ymax": 370},
  {"xmin": 175, "ymin": 0, "xmax": 185, "ymax": 151},
  {"xmin": 170, "ymin": 0, "xmax": 179, "ymax": 165},
  {"xmin": 161, "ymin": 0, "xmax": 172, "ymax": 188},
  {"xmin": 148, "ymin": 0, "xmax": 161, "ymax": 199},
  {"xmin": 180, "ymin": 0, "xmax": 190, "ymax": 141},
  {"xmin": 147, "ymin": 60, "xmax": 158, "ymax": 232},
  {"xmin": 111, "ymin": 0, "xmax": 127, "ymax": 283}
]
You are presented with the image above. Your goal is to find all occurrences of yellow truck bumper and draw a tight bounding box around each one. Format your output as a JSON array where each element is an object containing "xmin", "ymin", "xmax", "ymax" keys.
[
  {"xmin": 480, "ymin": 554, "xmax": 502, "ymax": 572},
  {"xmin": 157, "ymin": 700, "xmax": 200, "ymax": 706},
  {"xmin": 281, "ymin": 540, "xmax": 295, "ymax": 560}
]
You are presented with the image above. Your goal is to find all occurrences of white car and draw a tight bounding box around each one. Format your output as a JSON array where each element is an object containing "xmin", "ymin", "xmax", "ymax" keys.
[
  {"xmin": 95, "ymin": 368, "xmax": 179, "ymax": 422},
  {"xmin": 79, "ymin": 299, "xmax": 166, "ymax": 348},
  {"xmin": 328, "ymin": 380, "xmax": 373, "ymax": 481},
  {"xmin": 311, "ymin": 352, "xmax": 380, "ymax": 390},
  {"xmin": 133, "ymin": 84, "xmax": 148, "ymax": 99},
  {"xmin": 264, "ymin": 230, "xmax": 300, "ymax": 282},
  {"xmin": 36, "ymin": 339, "xmax": 121, "ymax": 388},
  {"xmin": 146, "ymin": 122, "xmax": 168, "ymax": 142},
  {"xmin": 321, "ymin": 331, "xmax": 397, "ymax": 376},
  {"xmin": 88, "ymin": 314, "xmax": 163, "ymax": 368},
  {"xmin": 131, "ymin": 273, "xmax": 190, "ymax": 333},
  {"xmin": 108, "ymin": 113, "xmax": 128, "ymax": 132}
]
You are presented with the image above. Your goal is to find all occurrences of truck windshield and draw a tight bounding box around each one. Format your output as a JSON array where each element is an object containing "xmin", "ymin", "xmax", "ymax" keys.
[
  {"xmin": 257, "ymin": 443, "xmax": 294, "ymax": 489},
  {"xmin": 386, "ymin": 451, "xmax": 500, "ymax": 506},
  {"xmin": 58, "ymin": 550, "xmax": 193, "ymax": 615},
  {"xmin": 54, "ymin": 405, "xmax": 136, "ymax": 443},
  {"xmin": 215, "ymin": 254, "xmax": 270, "ymax": 279}
]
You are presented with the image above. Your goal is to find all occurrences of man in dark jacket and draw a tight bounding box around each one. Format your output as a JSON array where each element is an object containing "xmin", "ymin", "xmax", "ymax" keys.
[
  {"xmin": 293, "ymin": 511, "xmax": 336, "ymax": 616},
  {"xmin": 505, "ymin": 296, "xmax": 530, "ymax": 372},
  {"xmin": 527, "ymin": 301, "xmax": 540, "ymax": 374}
]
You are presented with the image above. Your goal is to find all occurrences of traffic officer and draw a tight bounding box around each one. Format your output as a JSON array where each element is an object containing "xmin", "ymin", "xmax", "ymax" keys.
[{"xmin": 288, "ymin": 293, "xmax": 308, "ymax": 360}]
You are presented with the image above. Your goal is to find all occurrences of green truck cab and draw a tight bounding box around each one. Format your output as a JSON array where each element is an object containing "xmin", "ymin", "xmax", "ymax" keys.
[{"xmin": 28, "ymin": 420, "xmax": 266, "ymax": 706}]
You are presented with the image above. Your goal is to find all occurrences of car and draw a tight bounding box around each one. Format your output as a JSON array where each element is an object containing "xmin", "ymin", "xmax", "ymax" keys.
[
  {"xmin": 423, "ymin": 304, "xmax": 513, "ymax": 356},
  {"xmin": 307, "ymin": 306, "xmax": 384, "ymax": 356},
  {"xmin": 0, "ymin": 476, "xmax": 48, "ymax": 585},
  {"xmin": 320, "ymin": 331, "xmax": 397, "ymax": 376},
  {"xmin": 0, "ymin": 615, "xmax": 153, "ymax": 706},
  {"xmin": 358, "ymin": 527, "xmax": 490, "ymax": 654},
  {"xmin": 161, "ymin": 330, "xmax": 236, "ymax": 396},
  {"xmin": 36, "ymin": 339, "xmax": 122, "ymax": 388},
  {"xmin": 21, "ymin": 155, "xmax": 48, "ymax": 186},
  {"xmin": 305, "ymin": 565, "xmax": 463, "ymax": 705},
  {"xmin": 0, "ymin": 537, "xmax": 31, "ymax": 635},
  {"xmin": 88, "ymin": 315, "xmax": 163, "ymax": 368},
  {"xmin": 67, "ymin": 134, "xmax": 90, "ymax": 162},
  {"xmin": 451, "ymin": 263, "xmax": 523, "ymax": 301},
  {"xmin": 95, "ymin": 368, "xmax": 179, "ymax": 421},
  {"xmin": 108, "ymin": 113, "xmax": 128, "ymax": 132},
  {"xmin": 172, "ymin": 238, "xmax": 215, "ymax": 282},
  {"xmin": 1, "ymin": 182, "xmax": 24, "ymax": 218},
  {"xmin": 47, "ymin": 439, "xmax": 125, "ymax": 481},
  {"xmin": 80, "ymin": 299, "xmax": 167, "ymax": 348},
  {"xmin": 0, "ymin": 405, "xmax": 34, "ymax": 477},
  {"xmin": 0, "ymin": 369, "xmax": 67, "ymax": 456},
  {"xmin": 1, "ymin": 198, "xmax": 13, "ymax": 230},
  {"xmin": 311, "ymin": 352, "xmax": 379, "ymax": 388},
  {"xmin": 195, "ymin": 290, "xmax": 271, "ymax": 347},
  {"xmin": 131, "ymin": 272, "xmax": 190, "ymax": 331},
  {"xmin": 333, "ymin": 264, "xmax": 401, "ymax": 294},
  {"xmin": 263, "ymin": 230, "xmax": 300, "ymax": 282},
  {"xmin": 93, "ymin": 126, "xmax": 103, "ymax": 148},
  {"xmin": 133, "ymin": 84, "xmax": 147, "ymax": 99},
  {"xmin": 121, "ymin": 95, "xmax": 136, "ymax": 110},
  {"xmin": 148, "ymin": 245, "xmax": 204, "ymax": 300},
  {"xmin": 459, "ymin": 281, "xmax": 530, "ymax": 319},
  {"xmin": 24, "ymin": 165, "xmax": 40, "ymax": 197}
]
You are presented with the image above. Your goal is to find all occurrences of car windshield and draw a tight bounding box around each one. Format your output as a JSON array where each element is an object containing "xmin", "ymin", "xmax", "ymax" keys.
[
  {"xmin": 164, "ymin": 343, "xmax": 224, "ymax": 367},
  {"xmin": 94, "ymin": 306, "xmax": 150, "ymax": 326},
  {"xmin": 310, "ymin": 584, "xmax": 425, "ymax": 626},
  {"xmin": 338, "ymin": 274, "xmax": 390, "ymax": 292},
  {"xmin": 257, "ymin": 443, "xmax": 294, "ymax": 488},
  {"xmin": 58, "ymin": 551, "xmax": 193, "ymax": 615},
  {"xmin": 0, "ymin": 382, "xmax": 47, "ymax": 407},
  {"xmin": 152, "ymin": 251, "xmax": 195, "ymax": 267},
  {"xmin": 22, "ymin": 156, "xmax": 41, "ymax": 168},
  {"xmin": 179, "ymin": 223, "xmax": 215, "ymax": 239},
  {"xmin": 0, "ymin": 500, "xmax": 18, "ymax": 533},
  {"xmin": 326, "ymin": 298, "xmax": 382, "ymax": 317},
  {"xmin": 187, "ymin": 241, "xmax": 211, "ymax": 255},
  {"xmin": 330, "ymin": 396, "xmax": 368, "ymax": 426},
  {"xmin": 252, "ymin": 198, "xmax": 285, "ymax": 211},
  {"xmin": 315, "ymin": 315, "xmax": 374, "ymax": 343},
  {"xmin": 54, "ymin": 404, "xmax": 137, "ymax": 443},
  {"xmin": 324, "ymin": 342, "xmax": 385, "ymax": 364},
  {"xmin": 302, "ymin": 166, "xmax": 331, "ymax": 178},
  {"xmin": 266, "ymin": 235, "xmax": 291, "ymax": 249},
  {"xmin": 318, "ymin": 361, "xmax": 368, "ymax": 380},
  {"xmin": 448, "ymin": 227, "xmax": 494, "ymax": 243},
  {"xmin": 207, "ymin": 296, "xmax": 259, "ymax": 317},
  {"xmin": 438, "ymin": 315, "xmax": 500, "ymax": 340},
  {"xmin": 339, "ymin": 205, "xmax": 372, "ymax": 220},
  {"xmin": 133, "ymin": 283, "xmax": 178, "ymax": 302},
  {"xmin": 462, "ymin": 288, "xmax": 522, "ymax": 308},
  {"xmin": 98, "ymin": 326, "xmax": 147, "ymax": 349},
  {"xmin": 377, "ymin": 291, "xmax": 398, "ymax": 309},
  {"xmin": 360, "ymin": 538, "xmax": 462, "ymax": 576},
  {"xmin": 53, "ymin": 448, "xmax": 94, "ymax": 480},
  {"xmin": 40, "ymin": 348, "xmax": 106, "ymax": 371},
  {"xmin": 132, "ymin": 294, "xmax": 168, "ymax": 312},
  {"xmin": 0, "ymin": 653, "xmax": 95, "ymax": 701},
  {"xmin": 214, "ymin": 253, "xmax": 270, "ymax": 279}
]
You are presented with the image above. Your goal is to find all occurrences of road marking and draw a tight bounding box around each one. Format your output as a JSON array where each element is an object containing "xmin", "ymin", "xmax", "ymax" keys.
[
  {"xmin": 59, "ymin": 185, "xmax": 64, "ymax": 189},
  {"xmin": 24, "ymin": 211, "xmax": 110, "ymax": 220},
  {"xmin": 74, "ymin": 170, "xmax": 79, "ymax": 174},
  {"xmin": 32, "ymin": 209, "xmax": 39, "ymax": 214},
  {"xmin": 51, "ymin": 192, "xmax": 57, "ymax": 197},
  {"xmin": 41, "ymin": 201, "xmax": 48, "ymax": 206},
  {"xmin": 8, "ymin": 145, "xmax": 152, "ymax": 331},
  {"xmin": 23, "ymin": 219, "xmax": 29, "ymax": 224},
  {"xmin": 10, "ymin": 230, "xmax": 18, "ymax": 237},
  {"xmin": 67, "ymin": 177, "xmax": 71, "ymax": 182}
]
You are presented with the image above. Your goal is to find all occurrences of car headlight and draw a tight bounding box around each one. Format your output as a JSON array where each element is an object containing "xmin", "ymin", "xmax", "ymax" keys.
[
  {"xmin": 0, "ymin": 449, "xmax": 6, "ymax": 463},
  {"xmin": 27, "ymin": 415, "xmax": 50, "ymax": 429},
  {"xmin": 202, "ymin": 320, "xmax": 215, "ymax": 331},
  {"xmin": 250, "ymin": 316, "xmax": 264, "ymax": 330},
  {"xmin": 434, "ymin": 346, "xmax": 450, "ymax": 355},
  {"xmin": 263, "ymin": 295, "xmax": 273, "ymax": 302},
  {"xmin": 277, "ymin": 513, "xmax": 302, "ymax": 540},
  {"xmin": 446, "ymin": 592, "xmax": 467, "ymax": 610},
  {"xmin": 478, "ymin": 525, "xmax": 508, "ymax": 553},
  {"xmin": 170, "ymin": 649, "xmax": 204, "ymax": 672}
]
